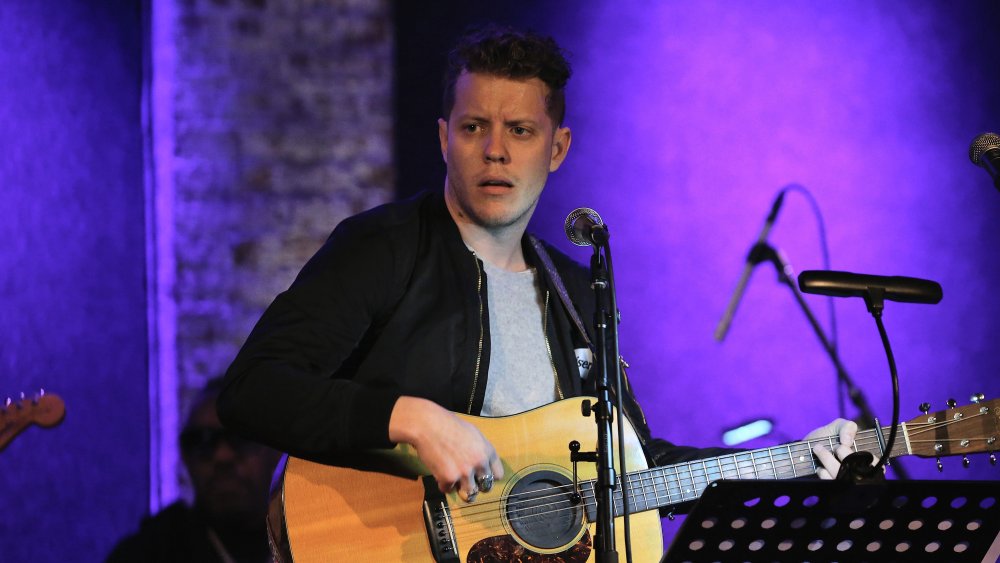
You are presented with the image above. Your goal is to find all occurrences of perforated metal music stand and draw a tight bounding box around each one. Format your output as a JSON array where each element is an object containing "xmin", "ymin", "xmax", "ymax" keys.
[{"xmin": 661, "ymin": 479, "xmax": 1000, "ymax": 563}]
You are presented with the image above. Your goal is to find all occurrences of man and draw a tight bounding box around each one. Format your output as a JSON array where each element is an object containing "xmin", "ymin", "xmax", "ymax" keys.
[
  {"xmin": 108, "ymin": 378, "xmax": 280, "ymax": 562},
  {"xmin": 218, "ymin": 24, "xmax": 856, "ymax": 527}
]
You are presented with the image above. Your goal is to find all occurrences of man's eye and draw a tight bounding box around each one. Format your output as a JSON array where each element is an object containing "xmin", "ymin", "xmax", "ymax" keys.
[
  {"xmin": 512, "ymin": 126, "xmax": 529, "ymax": 136},
  {"xmin": 463, "ymin": 123, "xmax": 481, "ymax": 133}
]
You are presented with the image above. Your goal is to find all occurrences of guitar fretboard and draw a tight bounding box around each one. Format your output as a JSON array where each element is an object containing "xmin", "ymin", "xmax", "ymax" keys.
[{"xmin": 578, "ymin": 425, "xmax": 908, "ymax": 519}]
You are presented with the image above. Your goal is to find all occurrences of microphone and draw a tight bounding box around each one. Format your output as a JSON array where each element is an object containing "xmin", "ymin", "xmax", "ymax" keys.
[
  {"xmin": 969, "ymin": 132, "xmax": 1000, "ymax": 191},
  {"xmin": 714, "ymin": 191, "xmax": 787, "ymax": 341},
  {"xmin": 798, "ymin": 270, "xmax": 942, "ymax": 304},
  {"xmin": 565, "ymin": 207, "xmax": 609, "ymax": 247}
]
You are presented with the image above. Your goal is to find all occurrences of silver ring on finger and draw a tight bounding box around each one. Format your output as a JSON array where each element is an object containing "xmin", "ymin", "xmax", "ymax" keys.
[{"xmin": 476, "ymin": 473, "xmax": 494, "ymax": 492}]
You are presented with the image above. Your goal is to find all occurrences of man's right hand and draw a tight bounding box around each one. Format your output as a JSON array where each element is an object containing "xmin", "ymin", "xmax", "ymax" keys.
[{"xmin": 388, "ymin": 396, "xmax": 504, "ymax": 502}]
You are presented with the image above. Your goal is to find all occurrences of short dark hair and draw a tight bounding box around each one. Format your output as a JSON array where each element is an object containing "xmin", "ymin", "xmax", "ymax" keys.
[{"xmin": 442, "ymin": 25, "xmax": 572, "ymax": 127}]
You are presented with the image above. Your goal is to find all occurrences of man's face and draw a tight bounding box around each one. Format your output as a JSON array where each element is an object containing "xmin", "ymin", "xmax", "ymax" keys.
[
  {"xmin": 439, "ymin": 71, "xmax": 571, "ymax": 233},
  {"xmin": 180, "ymin": 399, "xmax": 280, "ymax": 526}
]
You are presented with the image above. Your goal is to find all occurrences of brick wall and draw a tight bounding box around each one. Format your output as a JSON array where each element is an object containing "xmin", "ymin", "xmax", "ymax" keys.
[{"xmin": 167, "ymin": 0, "xmax": 393, "ymax": 451}]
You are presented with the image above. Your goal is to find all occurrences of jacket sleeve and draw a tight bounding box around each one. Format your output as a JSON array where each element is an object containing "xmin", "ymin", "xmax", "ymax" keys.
[{"xmin": 217, "ymin": 213, "xmax": 415, "ymax": 462}]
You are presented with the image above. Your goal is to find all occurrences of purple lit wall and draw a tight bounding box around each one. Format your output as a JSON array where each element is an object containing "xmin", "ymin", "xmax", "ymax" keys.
[
  {"xmin": 0, "ymin": 1, "xmax": 148, "ymax": 560},
  {"xmin": 519, "ymin": 1, "xmax": 1000, "ymax": 539}
]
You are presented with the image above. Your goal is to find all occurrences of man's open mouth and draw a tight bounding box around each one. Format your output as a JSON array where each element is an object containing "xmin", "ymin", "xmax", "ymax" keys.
[{"xmin": 479, "ymin": 178, "xmax": 513, "ymax": 187}]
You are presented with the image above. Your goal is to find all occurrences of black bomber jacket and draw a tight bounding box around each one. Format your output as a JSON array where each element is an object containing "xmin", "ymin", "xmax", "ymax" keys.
[{"xmin": 218, "ymin": 191, "xmax": 735, "ymax": 469}]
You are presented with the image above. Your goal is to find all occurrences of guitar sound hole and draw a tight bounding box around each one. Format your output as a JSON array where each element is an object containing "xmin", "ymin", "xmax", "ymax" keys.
[{"xmin": 505, "ymin": 470, "xmax": 584, "ymax": 550}]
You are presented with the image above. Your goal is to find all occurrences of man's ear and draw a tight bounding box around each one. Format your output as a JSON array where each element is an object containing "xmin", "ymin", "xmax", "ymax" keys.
[
  {"xmin": 438, "ymin": 118, "xmax": 448, "ymax": 162},
  {"xmin": 549, "ymin": 126, "xmax": 572, "ymax": 172}
]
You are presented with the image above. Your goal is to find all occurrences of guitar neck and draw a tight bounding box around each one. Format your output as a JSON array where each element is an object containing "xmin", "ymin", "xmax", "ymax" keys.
[{"xmin": 580, "ymin": 424, "xmax": 909, "ymax": 519}]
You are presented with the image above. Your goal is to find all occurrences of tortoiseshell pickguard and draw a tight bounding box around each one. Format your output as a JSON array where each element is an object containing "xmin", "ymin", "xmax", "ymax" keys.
[{"xmin": 466, "ymin": 530, "xmax": 592, "ymax": 563}]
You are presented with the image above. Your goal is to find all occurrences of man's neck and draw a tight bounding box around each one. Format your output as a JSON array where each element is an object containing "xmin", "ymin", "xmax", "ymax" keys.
[
  {"xmin": 443, "ymin": 191, "xmax": 531, "ymax": 271},
  {"xmin": 457, "ymin": 224, "xmax": 528, "ymax": 271}
]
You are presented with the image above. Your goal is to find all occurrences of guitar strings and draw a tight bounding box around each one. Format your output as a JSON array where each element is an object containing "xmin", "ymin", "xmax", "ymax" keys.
[
  {"xmin": 451, "ymin": 435, "xmax": 842, "ymax": 529},
  {"xmin": 455, "ymin": 433, "xmax": 850, "ymax": 523},
  {"xmin": 445, "ymin": 411, "xmax": 994, "ymax": 535}
]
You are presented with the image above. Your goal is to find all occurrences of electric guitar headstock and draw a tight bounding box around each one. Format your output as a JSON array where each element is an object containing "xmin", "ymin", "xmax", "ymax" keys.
[
  {"xmin": 903, "ymin": 393, "xmax": 999, "ymax": 470},
  {"xmin": 0, "ymin": 390, "xmax": 66, "ymax": 452}
]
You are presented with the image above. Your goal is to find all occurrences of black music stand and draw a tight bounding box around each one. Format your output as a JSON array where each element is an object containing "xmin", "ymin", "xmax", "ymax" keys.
[{"xmin": 661, "ymin": 479, "xmax": 1000, "ymax": 563}]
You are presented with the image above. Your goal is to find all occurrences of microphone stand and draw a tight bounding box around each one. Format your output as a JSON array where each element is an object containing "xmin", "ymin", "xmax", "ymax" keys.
[
  {"xmin": 588, "ymin": 235, "xmax": 625, "ymax": 563},
  {"xmin": 751, "ymin": 242, "xmax": 910, "ymax": 479}
]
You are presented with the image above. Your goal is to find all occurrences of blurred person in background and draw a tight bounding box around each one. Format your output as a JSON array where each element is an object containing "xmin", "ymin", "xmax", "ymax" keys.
[{"xmin": 107, "ymin": 377, "xmax": 280, "ymax": 563}]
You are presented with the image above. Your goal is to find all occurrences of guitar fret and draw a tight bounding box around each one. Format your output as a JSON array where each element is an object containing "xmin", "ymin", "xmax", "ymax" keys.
[
  {"xmin": 644, "ymin": 469, "xmax": 659, "ymax": 509},
  {"xmin": 690, "ymin": 462, "xmax": 707, "ymax": 499},
  {"xmin": 677, "ymin": 463, "xmax": 694, "ymax": 501},
  {"xmin": 627, "ymin": 473, "xmax": 639, "ymax": 512},
  {"xmin": 651, "ymin": 467, "xmax": 666, "ymax": 507},
  {"xmin": 722, "ymin": 454, "xmax": 741, "ymax": 480},
  {"xmin": 752, "ymin": 450, "xmax": 771, "ymax": 479},
  {"xmin": 785, "ymin": 444, "xmax": 797, "ymax": 478},
  {"xmin": 688, "ymin": 462, "xmax": 700, "ymax": 500},
  {"xmin": 789, "ymin": 441, "xmax": 815, "ymax": 474},
  {"xmin": 665, "ymin": 465, "xmax": 684, "ymax": 504},
  {"xmin": 766, "ymin": 445, "xmax": 794, "ymax": 479},
  {"xmin": 737, "ymin": 452, "xmax": 756, "ymax": 479},
  {"xmin": 706, "ymin": 457, "xmax": 722, "ymax": 484},
  {"xmin": 632, "ymin": 471, "xmax": 648, "ymax": 512}
]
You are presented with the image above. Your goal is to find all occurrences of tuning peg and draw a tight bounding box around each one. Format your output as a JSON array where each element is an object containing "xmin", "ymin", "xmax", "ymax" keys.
[
  {"xmin": 962, "ymin": 455, "xmax": 971, "ymax": 468},
  {"xmin": 936, "ymin": 457, "xmax": 944, "ymax": 472},
  {"xmin": 970, "ymin": 392, "xmax": 985, "ymax": 404},
  {"xmin": 947, "ymin": 398, "xmax": 957, "ymax": 409},
  {"xmin": 919, "ymin": 402, "xmax": 931, "ymax": 414},
  {"xmin": 990, "ymin": 453, "xmax": 997, "ymax": 466}
]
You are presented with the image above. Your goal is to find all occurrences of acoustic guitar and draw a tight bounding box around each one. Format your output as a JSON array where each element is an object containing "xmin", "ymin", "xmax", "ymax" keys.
[
  {"xmin": 0, "ymin": 390, "xmax": 66, "ymax": 451},
  {"xmin": 268, "ymin": 396, "xmax": 998, "ymax": 562}
]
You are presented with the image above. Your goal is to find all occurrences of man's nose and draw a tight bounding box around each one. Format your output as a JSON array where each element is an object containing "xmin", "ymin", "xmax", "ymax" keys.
[{"xmin": 483, "ymin": 130, "xmax": 508, "ymax": 163}]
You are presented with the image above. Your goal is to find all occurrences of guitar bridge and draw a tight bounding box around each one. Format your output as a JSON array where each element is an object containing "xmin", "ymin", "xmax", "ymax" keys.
[{"xmin": 422, "ymin": 476, "xmax": 460, "ymax": 562}]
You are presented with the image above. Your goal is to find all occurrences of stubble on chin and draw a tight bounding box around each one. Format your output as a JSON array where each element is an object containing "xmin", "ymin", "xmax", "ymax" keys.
[{"xmin": 448, "ymin": 187, "xmax": 538, "ymax": 231}]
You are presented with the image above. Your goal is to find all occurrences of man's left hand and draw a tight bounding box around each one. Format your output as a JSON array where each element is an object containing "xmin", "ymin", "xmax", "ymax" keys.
[{"xmin": 804, "ymin": 418, "xmax": 872, "ymax": 479}]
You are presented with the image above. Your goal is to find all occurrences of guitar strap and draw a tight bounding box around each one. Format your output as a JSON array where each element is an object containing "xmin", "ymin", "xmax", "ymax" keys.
[
  {"xmin": 529, "ymin": 235, "xmax": 651, "ymax": 429},
  {"xmin": 528, "ymin": 235, "xmax": 595, "ymax": 353}
]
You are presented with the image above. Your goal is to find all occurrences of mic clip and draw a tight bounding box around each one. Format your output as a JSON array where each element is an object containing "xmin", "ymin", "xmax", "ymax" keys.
[{"xmin": 748, "ymin": 242, "xmax": 794, "ymax": 282}]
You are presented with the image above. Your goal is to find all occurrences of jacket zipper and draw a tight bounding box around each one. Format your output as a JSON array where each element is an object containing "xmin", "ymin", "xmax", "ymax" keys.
[
  {"xmin": 543, "ymin": 290, "xmax": 563, "ymax": 400},
  {"xmin": 466, "ymin": 252, "xmax": 484, "ymax": 414}
]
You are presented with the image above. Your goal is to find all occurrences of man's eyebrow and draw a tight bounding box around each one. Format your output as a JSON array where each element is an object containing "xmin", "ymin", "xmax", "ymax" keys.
[
  {"xmin": 451, "ymin": 113, "xmax": 486, "ymax": 122},
  {"xmin": 450, "ymin": 114, "xmax": 542, "ymax": 128}
]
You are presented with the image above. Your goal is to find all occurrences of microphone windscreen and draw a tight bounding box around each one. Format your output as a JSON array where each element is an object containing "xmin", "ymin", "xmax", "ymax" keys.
[
  {"xmin": 969, "ymin": 132, "xmax": 1000, "ymax": 166},
  {"xmin": 564, "ymin": 207, "xmax": 603, "ymax": 247}
]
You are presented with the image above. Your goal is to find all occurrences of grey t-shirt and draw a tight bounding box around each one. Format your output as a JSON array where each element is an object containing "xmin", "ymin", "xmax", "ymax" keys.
[{"xmin": 479, "ymin": 259, "xmax": 557, "ymax": 417}]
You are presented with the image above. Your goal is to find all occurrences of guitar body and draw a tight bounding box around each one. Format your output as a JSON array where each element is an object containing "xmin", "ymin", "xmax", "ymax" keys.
[{"xmin": 271, "ymin": 397, "xmax": 663, "ymax": 562}]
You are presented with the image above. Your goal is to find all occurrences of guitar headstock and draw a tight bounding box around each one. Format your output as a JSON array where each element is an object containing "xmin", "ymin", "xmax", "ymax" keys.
[
  {"xmin": 0, "ymin": 391, "xmax": 66, "ymax": 451},
  {"xmin": 904, "ymin": 394, "xmax": 998, "ymax": 465}
]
